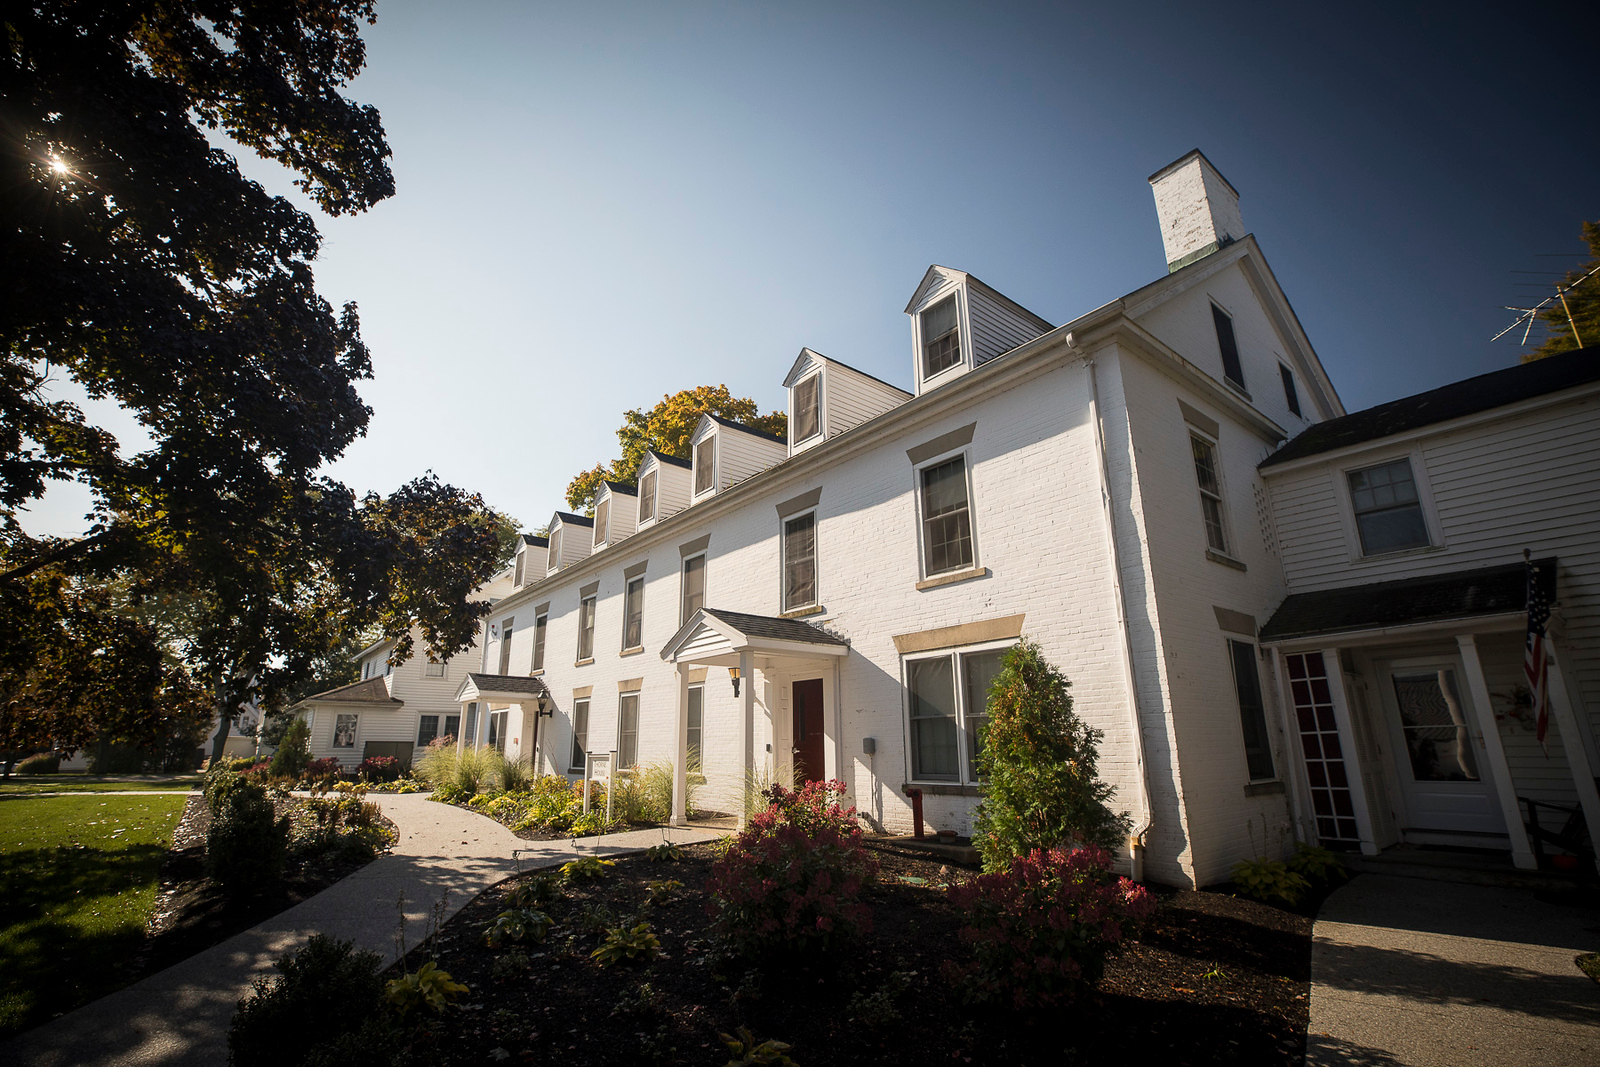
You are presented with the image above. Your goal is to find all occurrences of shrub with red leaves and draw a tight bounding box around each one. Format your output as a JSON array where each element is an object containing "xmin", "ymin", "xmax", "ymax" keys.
[
  {"xmin": 305, "ymin": 757, "xmax": 343, "ymax": 782},
  {"xmin": 946, "ymin": 844, "xmax": 1155, "ymax": 1008},
  {"xmin": 705, "ymin": 779, "xmax": 878, "ymax": 957},
  {"xmin": 357, "ymin": 755, "xmax": 401, "ymax": 782}
]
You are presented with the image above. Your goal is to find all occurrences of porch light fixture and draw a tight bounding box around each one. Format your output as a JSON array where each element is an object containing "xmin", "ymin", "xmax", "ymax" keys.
[
  {"xmin": 536, "ymin": 694, "xmax": 552, "ymax": 717},
  {"xmin": 728, "ymin": 665, "xmax": 741, "ymax": 697}
]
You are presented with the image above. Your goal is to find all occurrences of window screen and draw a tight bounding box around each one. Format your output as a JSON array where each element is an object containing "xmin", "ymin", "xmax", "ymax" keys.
[
  {"xmin": 548, "ymin": 529, "xmax": 562, "ymax": 573},
  {"xmin": 497, "ymin": 617, "xmax": 514, "ymax": 674},
  {"xmin": 531, "ymin": 613, "xmax": 547, "ymax": 672},
  {"xmin": 513, "ymin": 551, "xmax": 525, "ymax": 587},
  {"xmin": 687, "ymin": 684, "xmax": 703, "ymax": 770},
  {"xmin": 907, "ymin": 656, "xmax": 959, "ymax": 780},
  {"xmin": 594, "ymin": 499, "xmax": 609, "ymax": 545},
  {"xmin": 618, "ymin": 692, "xmax": 639, "ymax": 769}
]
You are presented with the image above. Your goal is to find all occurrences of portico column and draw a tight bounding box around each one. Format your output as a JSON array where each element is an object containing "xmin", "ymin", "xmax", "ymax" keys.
[
  {"xmin": 671, "ymin": 664, "xmax": 690, "ymax": 827},
  {"xmin": 1456, "ymin": 634, "xmax": 1536, "ymax": 869},
  {"xmin": 1546, "ymin": 639, "xmax": 1600, "ymax": 851},
  {"xmin": 739, "ymin": 649, "xmax": 754, "ymax": 829}
]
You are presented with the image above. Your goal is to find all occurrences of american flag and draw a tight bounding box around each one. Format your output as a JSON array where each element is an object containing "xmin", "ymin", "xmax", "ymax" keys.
[{"xmin": 1524, "ymin": 558, "xmax": 1551, "ymax": 743}]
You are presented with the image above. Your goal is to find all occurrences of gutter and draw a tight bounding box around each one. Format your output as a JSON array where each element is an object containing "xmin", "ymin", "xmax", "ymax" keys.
[{"xmin": 1084, "ymin": 352, "xmax": 1155, "ymax": 881}]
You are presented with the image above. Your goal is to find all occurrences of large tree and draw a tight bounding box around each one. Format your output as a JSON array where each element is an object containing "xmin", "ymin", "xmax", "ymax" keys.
[
  {"xmin": 1524, "ymin": 220, "xmax": 1599, "ymax": 362},
  {"xmin": 565, "ymin": 384, "xmax": 786, "ymax": 512},
  {"xmin": 1, "ymin": 3, "xmax": 505, "ymax": 764}
]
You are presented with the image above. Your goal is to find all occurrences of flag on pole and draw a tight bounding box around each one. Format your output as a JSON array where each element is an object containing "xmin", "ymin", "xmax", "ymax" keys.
[{"xmin": 1524, "ymin": 556, "xmax": 1551, "ymax": 743}]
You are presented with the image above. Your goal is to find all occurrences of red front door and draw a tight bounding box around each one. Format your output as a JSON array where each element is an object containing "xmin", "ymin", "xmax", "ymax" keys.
[{"xmin": 792, "ymin": 679, "xmax": 826, "ymax": 785}]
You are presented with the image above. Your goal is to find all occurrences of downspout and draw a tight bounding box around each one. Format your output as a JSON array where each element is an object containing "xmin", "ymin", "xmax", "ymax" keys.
[{"xmin": 1085, "ymin": 350, "xmax": 1155, "ymax": 882}]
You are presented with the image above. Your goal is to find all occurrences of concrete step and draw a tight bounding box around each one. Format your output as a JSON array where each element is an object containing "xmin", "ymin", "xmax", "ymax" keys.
[{"xmin": 1346, "ymin": 848, "xmax": 1588, "ymax": 892}]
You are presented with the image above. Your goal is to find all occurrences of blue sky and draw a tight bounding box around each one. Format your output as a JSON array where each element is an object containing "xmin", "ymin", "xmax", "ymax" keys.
[{"xmin": 24, "ymin": 0, "xmax": 1597, "ymax": 538}]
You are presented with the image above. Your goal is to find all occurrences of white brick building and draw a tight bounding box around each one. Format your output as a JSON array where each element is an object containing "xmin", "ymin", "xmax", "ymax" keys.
[{"xmin": 442, "ymin": 150, "xmax": 1598, "ymax": 888}]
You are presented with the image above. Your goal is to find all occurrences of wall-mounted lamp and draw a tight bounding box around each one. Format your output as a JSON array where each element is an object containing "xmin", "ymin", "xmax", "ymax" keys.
[
  {"xmin": 536, "ymin": 694, "xmax": 553, "ymax": 718},
  {"xmin": 728, "ymin": 665, "xmax": 741, "ymax": 698}
]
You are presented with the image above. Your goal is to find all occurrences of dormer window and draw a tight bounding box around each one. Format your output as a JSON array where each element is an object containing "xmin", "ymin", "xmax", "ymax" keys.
[
  {"xmin": 793, "ymin": 374, "xmax": 821, "ymax": 442},
  {"xmin": 594, "ymin": 498, "xmax": 609, "ymax": 546},
  {"xmin": 547, "ymin": 527, "xmax": 562, "ymax": 573},
  {"xmin": 921, "ymin": 296, "xmax": 961, "ymax": 378},
  {"xmin": 639, "ymin": 471, "xmax": 657, "ymax": 522},
  {"xmin": 694, "ymin": 437, "xmax": 715, "ymax": 495},
  {"xmin": 513, "ymin": 550, "xmax": 525, "ymax": 587}
]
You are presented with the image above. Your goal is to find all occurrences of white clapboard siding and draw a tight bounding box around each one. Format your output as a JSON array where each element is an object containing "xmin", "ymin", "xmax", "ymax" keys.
[
  {"xmin": 595, "ymin": 484, "xmax": 639, "ymax": 547},
  {"xmin": 715, "ymin": 424, "xmax": 786, "ymax": 490},
  {"xmin": 549, "ymin": 512, "xmax": 595, "ymax": 570},
  {"xmin": 636, "ymin": 452, "xmax": 694, "ymax": 527},
  {"xmin": 967, "ymin": 281, "xmax": 1050, "ymax": 365}
]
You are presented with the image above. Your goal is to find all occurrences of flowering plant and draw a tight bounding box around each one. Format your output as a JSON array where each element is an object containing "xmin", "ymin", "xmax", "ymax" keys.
[
  {"xmin": 705, "ymin": 779, "xmax": 878, "ymax": 957},
  {"xmin": 304, "ymin": 757, "xmax": 342, "ymax": 782},
  {"xmin": 946, "ymin": 844, "xmax": 1155, "ymax": 1007},
  {"xmin": 357, "ymin": 755, "xmax": 401, "ymax": 782}
]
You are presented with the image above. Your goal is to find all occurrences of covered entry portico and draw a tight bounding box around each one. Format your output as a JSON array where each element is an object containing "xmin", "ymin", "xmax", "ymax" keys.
[
  {"xmin": 451, "ymin": 673, "xmax": 551, "ymax": 763},
  {"xmin": 1261, "ymin": 560, "xmax": 1600, "ymax": 872},
  {"xmin": 660, "ymin": 608, "xmax": 849, "ymax": 827}
]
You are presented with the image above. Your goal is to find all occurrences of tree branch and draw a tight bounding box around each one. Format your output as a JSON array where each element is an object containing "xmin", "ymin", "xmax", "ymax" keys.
[{"xmin": 0, "ymin": 530, "xmax": 111, "ymax": 583}]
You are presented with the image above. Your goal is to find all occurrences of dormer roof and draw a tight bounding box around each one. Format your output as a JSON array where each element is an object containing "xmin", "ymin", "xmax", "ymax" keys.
[
  {"xmin": 904, "ymin": 265, "xmax": 1053, "ymax": 330},
  {"xmin": 703, "ymin": 413, "xmax": 785, "ymax": 445},
  {"xmin": 601, "ymin": 480, "xmax": 638, "ymax": 498},
  {"xmin": 552, "ymin": 510, "xmax": 594, "ymax": 528},
  {"xmin": 518, "ymin": 533, "xmax": 549, "ymax": 549},
  {"xmin": 646, "ymin": 449, "xmax": 693, "ymax": 470},
  {"xmin": 782, "ymin": 347, "xmax": 912, "ymax": 396}
]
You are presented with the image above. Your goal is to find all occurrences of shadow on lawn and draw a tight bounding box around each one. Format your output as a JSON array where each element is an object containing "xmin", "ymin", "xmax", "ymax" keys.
[{"xmin": 0, "ymin": 843, "xmax": 169, "ymax": 1036}]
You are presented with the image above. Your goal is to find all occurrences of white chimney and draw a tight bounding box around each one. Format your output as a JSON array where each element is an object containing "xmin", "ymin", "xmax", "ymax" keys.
[{"xmin": 1148, "ymin": 149, "xmax": 1243, "ymax": 273}]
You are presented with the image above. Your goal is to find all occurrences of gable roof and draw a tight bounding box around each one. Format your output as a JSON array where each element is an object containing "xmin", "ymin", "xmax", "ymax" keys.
[
  {"xmin": 703, "ymin": 412, "xmax": 786, "ymax": 445},
  {"xmin": 903, "ymin": 265, "xmax": 1055, "ymax": 332},
  {"xmin": 552, "ymin": 510, "xmax": 594, "ymax": 528},
  {"xmin": 519, "ymin": 533, "xmax": 549, "ymax": 548},
  {"xmin": 645, "ymin": 449, "xmax": 693, "ymax": 470},
  {"xmin": 782, "ymin": 347, "xmax": 913, "ymax": 396},
  {"xmin": 1259, "ymin": 558, "xmax": 1555, "ymax": 643},
  {"xmin": 702, "ymin": 608, "xmax": 850, "ymax": 647},
  {"xmin": 296, "ymin": 676, "xmax": 403, "ymax": 707},
  {"xmin": 1260, "ymin": 346, "xmax": 1600, "ymax": 469},
  {"xmin": 601, "ymin": 480, "xmax": 638, "ymax": 497},
  {"xmin": 452, "ymin": 672, "xmax": 550, "ymax": 703}
]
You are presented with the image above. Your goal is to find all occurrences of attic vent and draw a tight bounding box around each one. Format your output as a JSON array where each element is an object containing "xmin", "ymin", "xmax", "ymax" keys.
[{"xmin": 921, "ymin": 297, "xmax": 960, "ymax": 377}]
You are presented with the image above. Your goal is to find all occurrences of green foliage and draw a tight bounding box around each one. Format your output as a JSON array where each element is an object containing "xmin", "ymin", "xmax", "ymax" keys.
[
  {"xmin": 1527, "ymin": 221, "xmax": 1600, "ymax": 361},
  {"xmin": 560, "ymin": 856, "xmax": 615, "ymax": 883},
  {"xmin": 590, "ymin": 922, "xmax": 662, "ymax": 967},
  {"xmin": 1286, "ymin": 842, "xmax": 1347, "ymax": 884},
  {"xmin": 611, "ymin": 981, "xmax": 663, "ymax": 1017},
  {"xmin": 269, "ymin": 719, "xmax": 312, "ymax": 780},
  {"xmin": 205, "ymin": 779, "xmax": 288, "ymax": 895},
  {"xmin": 482, "ymin": 908, "xmax": 553, "ymax": 949},
  {"xmin": 720, "ymin": 1027, "xmax": 799, "ymax": 1067},
  {"xmin": 229, "ymin": 935, "xmax": 386, "ymax": 1067},
  {"xmin": 567, "ymin": 810, "xmax": 614, "ymax": 837},
  {"xmin": 384, "ymin": 960, "xmax": 469, "ymax": 1018},
  {"xmin": 490, "ymin": 948, "xmax": 532, "ymax": 981},
  {"xmin": 14, "ymin": 753, "xmax": 59, "ymax": 775},
  {"xmin": 644, "ymin": 841, "xmax": 685, "ymax": 862},
  {"xmin": 972, "ymin": 639, "xmax": 1128, "ymax": 871},
  {"xmin": 644, "ymin": 879, "xmax": 683, "ymax": 906},
  {"xmin": 847, "ymin": 970, "xmax": 916, "ymax": 1029},
  {"xmin": 503, "ymin": 874, "xmax": 562, "ymax": 909},
  {"xmin": 291, "ymin": 786, "xmax": 394, "ymax": 860},
  {"xmin": 499, "ymin": 755, "xmax": 534, "ymax": 794},
  {"xmin": 1231, "ymin": 857, "xmax": 1310, "ymax": 906},
  {"xmin": 1578, "ymin": 952, "xmax": 1600, "ymax": 984}
]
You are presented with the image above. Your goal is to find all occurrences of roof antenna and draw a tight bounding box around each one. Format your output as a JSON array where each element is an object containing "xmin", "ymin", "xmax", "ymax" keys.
[{"xmin": 1492, "ymin": 261, "xmax": 1598, "ymax": 347}]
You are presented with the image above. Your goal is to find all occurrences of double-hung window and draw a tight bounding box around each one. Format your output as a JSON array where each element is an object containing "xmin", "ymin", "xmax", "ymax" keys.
[
  {"xmin": 1347, "ymin": 458, "xmax": 1430, "ymax": 555},
  {"xmin": 424, "ymin": 661, "xmax": 446, "ymax": 678},
  {"xmin": 497, "ymin": 617, "xmax": 514, "ymax": 674},
  {"xmin": 905, "ymin": 645, "xmax": 1009, "ymax": 784},
  {"xmin": 919, "ymin": 455, "xmax": 974, "ymax": 576},
  {"xmin": 1280, "ymin": 363, "xmax": 1302, "ymax": 417},
  {"xmin": 782, "ymin": 512, "xmax": 817, "ymax": 611},
  {"xmin": 513, "ymin": 550, "xmax": 525, "ymax": 587},
  {"xmin": 622, "ymin": 576, "xmax": 645, "ymax": 651},
  {"xmin": 921, "ymin": 296, "xmax": 961, "ymax": 379},
  {"xmin": 594, "ymin": 499, "xmax": 609, "ymax": 546},
  {"xmin": 1189, "ymin": 434, "xmax": 1230, "ymax": 555},
  {"xmin": 568, "ymin": 698, "xmax": 590, "ymax": 773},
  {"xmin": 681, "ymin": 554, "xmax": 705, "ymax": 623},
  {"xmin": 531, "ymin": 612, "xmax": 547, "ymax": 672},
  {"xmin": 639, "ymin": 471, "xmax": 657, "ymax": 522},
  {"xmin": 694, "ymin": 438, "xmax": 715, "ymax": 495},
  {"xmin": 417, "ymin": 715, "xmax": 440, "ymax": 747},
  {"xmin": 686, "ymin": 684, "xmax": 704, "ymax": 771},
  {"xmin": 793, "ymin": 375, "xmax": 821, "ymax": 442},
  {"xmin": 1228, "ymin": 639, "xmax": 1275, "ymax": 781},
  {"xmin": 618, "ymin": 691, "xmax": 640, "ymax": 769},
  {"xmin": 576, "ymin": 595, "xmax": 596, "ymax": 661},
  {"xmin": 547, "ymin": 528, "xmax": 562, "ymax": 574},
  {"xmin": 1212, "ymin": 304, "xmax": 1245, "ymax": 389}
]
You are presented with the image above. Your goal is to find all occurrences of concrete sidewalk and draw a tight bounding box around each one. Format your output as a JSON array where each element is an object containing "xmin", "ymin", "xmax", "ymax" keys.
[
  {"xmin": 1308, "ymin": 873, "xmax": 1600, "ymax": 1066},
  {"xmin": 1, "ymin": 794, "xmax": 722, "ymax": 1067}
]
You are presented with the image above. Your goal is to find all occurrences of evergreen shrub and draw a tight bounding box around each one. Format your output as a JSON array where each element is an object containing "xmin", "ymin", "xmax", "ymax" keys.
[
  {"xmin": 16, "ymin": 753, "xmax": 60, "ymax": 775},
  {"xmin": 206, "ymin": 778, "xmax": 289, "ymax": 893},
  {"xmin": 229, "ymin": 935, "xmax": 385, "ymax": 1067},
  {"xmin": 972, "ymin": 639, "xmax": 1129, "ymax": 871},
  {"xmin": 269, "ymin": 718, "xmax": 312, "ymax": 779}
]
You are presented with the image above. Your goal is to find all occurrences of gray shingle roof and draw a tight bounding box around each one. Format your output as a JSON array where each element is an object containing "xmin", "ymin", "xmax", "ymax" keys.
[
  {"xmin": 464, "ymin": 673, "xmax": 550, "ymax": 697},
  {"xmin": 1261, "ymin": 347, "xmax": 1600, "ymax": 469},
  {"xmin": 302, "ymin": 676, "xmax": 403, "ymax": 704},
  {"xmin": 703, "ymin": 608, "xmax": 849, "ymax": 647},
  {"xmin": 1259, "ymin": 558, "xmax": 1555, "ymax": 642}
]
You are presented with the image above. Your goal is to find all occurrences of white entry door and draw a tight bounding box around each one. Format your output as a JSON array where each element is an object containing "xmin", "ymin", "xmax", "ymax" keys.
[{"xmin": 1377, "ymin": 656, "xmax": 1506, "ymax": 836}]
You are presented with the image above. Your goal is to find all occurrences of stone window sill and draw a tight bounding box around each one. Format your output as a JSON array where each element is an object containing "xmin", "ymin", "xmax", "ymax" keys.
[
  {"xmin": 916, "ymin": 566, "xmax": 989, "ymax": 592},
  {"xmin": 619, "ymin": 647, "xmax": 644, "ymax": 657},
  {"xmin": 574, "ymin": 658, "xmax": 595, "ymax": 668},
  {"xmin": 1206, "ymin": 549, "xmax": 1247, "ymax": 572},
  {"xmin": 781, "ymin": 604, "xmax": 825, "ymax": 618}
]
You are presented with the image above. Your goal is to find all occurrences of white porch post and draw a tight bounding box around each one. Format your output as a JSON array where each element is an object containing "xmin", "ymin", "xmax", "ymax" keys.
[
  {"xmin": 1269, "ymin": 649, "xmax": 1312, "ymax": 845},
  {"xmin": 1321, "ymin": 648, "xmax": 1380, "ymax": 856},
  {"xmin": 1456, "ymin": 634, "xmax": 1537, "ymax": 869},
  {"xmin": 671, "ymin": 664, "xmax": 690, "ymax": 827},
  {"xmin": 739, "ymin": 649, "xmax": 754, "ymax": 829},
  {"xmin": 1546, "ymin": 639, "xmax": 1600, "ymax": 849}
]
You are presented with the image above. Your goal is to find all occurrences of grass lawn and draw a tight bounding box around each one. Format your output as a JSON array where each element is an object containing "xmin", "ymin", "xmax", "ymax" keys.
[
  {"xmin": 0, "ymin": 794, "xmax": 187, "ymax": 1036},
  {"xmin": 0, "ymin": 775, "xmax": 202, "ymax": 795}
]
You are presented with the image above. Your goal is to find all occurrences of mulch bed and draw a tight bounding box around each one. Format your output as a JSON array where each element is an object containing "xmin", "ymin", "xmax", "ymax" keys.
[
  {"xmin": 411, "ymin": 840, "xmax": 1312, "ymax": 1066},
  {"xmin": 131, "ymin": 794, "xmax": 396, "ymax": 980}
]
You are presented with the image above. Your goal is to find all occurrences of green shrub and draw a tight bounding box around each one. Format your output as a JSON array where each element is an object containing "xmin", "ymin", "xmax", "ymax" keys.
[
  {"xmin": 504, "ymin": 873, "xmax": 561, "ymax": 909},
  {"xmin": 229, "ymin": 935, "xmax": 386, "ymax": 1067},
  {"xmin": 206, "ymin": 779, "xmax": 289, "ymax": 894},
  {"xmin": 415, "ymin": 738, "xmax": 458, "ymax": 789},
  {"xmin": 268, "ymin": 718, "xmax": 312, "ymax": 779},
  {"xmin": 204, "ymin": 764, "xmax": 251, "ymax": 814},
  {"xmin": 645, "ymin": 841, "xmax": 684, "ymax": 862},
  {"xmin": 1231, "ymin": 856, "xmax": 1310, "ymax": 906},
  {"xmin": 16, "ymin": 752, "xmax": 60, "ymax": 775},
  {"xmin": 384, "ymin": 960, "xmax": 468, "ymax": 1017},
  {"xmin": 482, "ymin": 908, "xmax": 553, "ymax": 948},
  {"xmin": 1287, "ymin": 842, "xmax": 1347, "ymax": 884},
  {"xmin": 559, "ymin": 855, "xmax": 614, "ymax": 882},
  {"xmin": 972, "ymin": 638, "xmax": 1129, "ymax": 871},
  {"xmin": 591, "ymin": 922, "xmax": 661, "ymax": 967},
  {"xmin": 500, "ymin": 754, "xmax": 534, "ymax": 793}
]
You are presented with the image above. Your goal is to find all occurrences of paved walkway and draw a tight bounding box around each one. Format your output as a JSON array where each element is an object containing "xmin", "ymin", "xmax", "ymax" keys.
[
  {"xmin": 1308, "ymin": 873, "xmax": 1600, "ymax": 1066},
  {"xmin": 1, "ymin": 794, "xmax": 722, "ymax": 1067}
]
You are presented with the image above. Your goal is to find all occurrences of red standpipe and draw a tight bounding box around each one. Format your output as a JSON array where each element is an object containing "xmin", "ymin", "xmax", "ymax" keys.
[{"xmin": 903, "ymin": 786, "xmax": 925, "ymax": 840}]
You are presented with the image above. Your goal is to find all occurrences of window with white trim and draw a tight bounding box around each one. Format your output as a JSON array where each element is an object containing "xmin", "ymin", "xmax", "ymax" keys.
[
  {"xmin": 694, "ymin": 438, "xmax": 715, "ymax": 495},
  {"xmin": 905, "ymin": 644, "xmax": 1009, "ymax": 783},
  {"xmin": 921, "ymin": 296, "xmax": 961, "ymax": 378},
  {"xmin": 622, "ymin": 576, "xmax": 645, "ymax": 651},
  {"xmin": 793, "ymin": 374, "xmax": 821, "ymax": 442},
  {"xmin": 1189, "ymin": 434, "xmax": 1230, "ymax": 555},
  {"xmin": 417, "ymin": 714, "xmax": 440, "ymax": 746},
  {"xmin": 918, "ymin": 455, "xmax": 974, "ymax": 576},
  {"xmin": 639, "ymin": 470, "xmax": 657, "ymax": 522},
  {"xmin": 618, "ymin": 691, "xmax": 640, "ymax": 769},
  {"xmin": 568, "ymin": 698, "xmax": 589, "ymax": 773},
  {"xmin": 687, "ymin": 683, "xmax": 704, "ymax": 771},
  {"xmin": 782, "ymin": 512, "xmax": 817, "ymax": 611},
  {"xmin": 681, "ymin": 553, "xmax": 705, "ymax": 623},
  {"xmin": 1347, "ymin": 458, "xmax": 1429, "ymax": 555},
  {"xmin": 594, "ymin": 498, "xmax": 609, "ymax": 545},
  {"xmin": 424, "ymin": 661, "xmax": 446, "ymax": 678},
  {"xmin": 576, "ymin": 595, "xmax": 596, "ymax": 661},
  {"xmin": 531, "ymin": 613, "xmax": 547, "ymax": 672},
  {"xmin": 497, "ymin": 617, "xmax": 514, "ymax": 674},
  {"xmin": 513, "ymin": 550, "xmax": 525, "ymax": 587},
  {"xmin": 1212, "ymin": 304, "xmax": 1244, "ymax": 389},
  {"xmin": 547, "ymin": 528, "xmax": 563, "ymax": 574},
  {"xmin": 1228, "ymin": 639, "xmax": 1275, "ymax": 781},
  {"xmin": 1279, "ymin": 363, "xmax": 1302, "ymax": 417}
]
